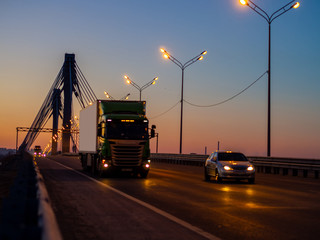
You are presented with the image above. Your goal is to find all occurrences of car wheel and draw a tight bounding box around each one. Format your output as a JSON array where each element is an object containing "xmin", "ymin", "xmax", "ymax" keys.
[
  {"xmin": 204, "ymin": 167, "xmax": 210, "ymax": 181},
  {"xmin": 215, "ymin": 170, "xmax": 222, "ymax": 183},
  {"xmin": 248, "ymin": 178, "xmax": 255, "ymax": 184}
]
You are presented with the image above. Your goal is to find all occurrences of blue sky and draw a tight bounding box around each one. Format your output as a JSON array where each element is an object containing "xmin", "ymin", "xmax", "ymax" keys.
[{"xmin": 1, "ymin": 0, "xmax": 319, "ymax": 158}]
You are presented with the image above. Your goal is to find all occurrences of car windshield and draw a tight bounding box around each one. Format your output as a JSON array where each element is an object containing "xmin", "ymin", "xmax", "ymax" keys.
[{"xmin": 218, "ymin": 153, "xmax": 247, "ymax": 161}]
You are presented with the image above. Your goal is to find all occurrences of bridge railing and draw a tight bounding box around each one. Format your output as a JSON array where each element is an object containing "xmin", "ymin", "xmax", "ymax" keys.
[{"xmin": 150, "ymin": 153, "xmax": 320, "ymax": 179}]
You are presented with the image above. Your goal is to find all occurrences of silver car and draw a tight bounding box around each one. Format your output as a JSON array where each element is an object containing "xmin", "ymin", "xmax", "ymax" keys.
[{"xmin": 204, "ymin": 151, "xmax": 255, "ymax": 183}]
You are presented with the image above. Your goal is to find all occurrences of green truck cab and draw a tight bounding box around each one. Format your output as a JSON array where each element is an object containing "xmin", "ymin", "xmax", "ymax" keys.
[{"xmin": 79, "ymin": 100, "xmax": 155, "ymax": 178}]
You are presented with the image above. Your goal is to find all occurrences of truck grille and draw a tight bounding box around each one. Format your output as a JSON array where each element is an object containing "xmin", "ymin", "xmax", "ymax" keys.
[{"xmin": 110, "ymin": 144, "xmax": 144, "ymax": 167}]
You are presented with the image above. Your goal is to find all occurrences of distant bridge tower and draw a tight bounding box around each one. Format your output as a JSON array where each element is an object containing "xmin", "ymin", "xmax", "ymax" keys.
[
  {"xmin": 62, "ymin": 54, "xmax": 75, "ymax": 153},
  {"xmin": 52, "ymin": 89, "xmax": 61, "ymax": 155},
  {"xmin": 19, "ymin": 53, "xmax": 97, "ymax": 153}
]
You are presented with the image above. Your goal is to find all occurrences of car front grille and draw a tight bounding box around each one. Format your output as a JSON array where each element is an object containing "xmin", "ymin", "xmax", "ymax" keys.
[{"xmin": 232, "ymin": 165, "xmax": 248, "ymax": 170}]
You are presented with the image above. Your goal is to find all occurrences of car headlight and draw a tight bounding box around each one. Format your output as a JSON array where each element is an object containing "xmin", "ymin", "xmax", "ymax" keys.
[
  {"xmin": 247, "ymin": 166, "xmax": 254, "ymax": 171},
  {"xmin": 224, "ymin": 166, "xmax": 232, "ymax": 171}
]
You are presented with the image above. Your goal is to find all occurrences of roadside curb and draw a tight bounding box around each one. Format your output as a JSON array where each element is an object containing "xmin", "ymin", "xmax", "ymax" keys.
[{"xmin": 33, "ymin": 159, "xmax": 63, "ymax": 240}]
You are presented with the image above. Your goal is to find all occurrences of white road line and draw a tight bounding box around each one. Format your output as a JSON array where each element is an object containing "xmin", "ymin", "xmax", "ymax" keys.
[{"xmin": 53, "ymin": 160, "xmax": 221, "ymax": 240}]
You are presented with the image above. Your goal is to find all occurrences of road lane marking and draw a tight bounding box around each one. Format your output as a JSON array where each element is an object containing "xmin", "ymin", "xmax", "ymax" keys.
[{"xmin": 53, "ymin": 160, "xmax": 221, "ymax": 240}]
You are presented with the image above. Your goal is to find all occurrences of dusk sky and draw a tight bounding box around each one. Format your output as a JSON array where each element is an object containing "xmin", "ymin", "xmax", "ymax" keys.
[{"xmin": 1, "ymin": 0, "xmax": 319, "ymax": 158}]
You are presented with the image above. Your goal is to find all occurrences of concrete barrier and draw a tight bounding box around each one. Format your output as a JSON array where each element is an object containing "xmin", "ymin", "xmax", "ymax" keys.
[
  {"xmin": 34, "ymin": 159, "xmax": 63, "ymax": 240},
  {"xmin": 0, "ymin": 152, "xmax": 62, "ymax": 240}
]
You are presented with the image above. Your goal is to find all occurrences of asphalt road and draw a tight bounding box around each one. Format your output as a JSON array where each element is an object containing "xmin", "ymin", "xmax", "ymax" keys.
[{"xmin": 36, "ymin": 155, "xmax": 320, "ymax": 240}]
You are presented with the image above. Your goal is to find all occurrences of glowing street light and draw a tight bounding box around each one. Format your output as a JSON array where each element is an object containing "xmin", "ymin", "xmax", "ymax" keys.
[
  {"xmin": 239, "ymin": 0, "xmax": 299, "ymax": 157},
  {"xmin": 104, "ymin": 91, "xmax": 115, "ymax": 100},
  {"xmin": 124, "ymin": 75, "xmax": 158, "ymax": 101},
  {"xmin": 160, "ymin": 48, "xmax": 207, "ymax": 154},
  {"xmin": 293, "ymin": 2, "xmax": 300, "ymax": 9},
  {"xmin": 120, "ymin": 93, "xmax": 130, "ymax": 100},
  {"xmin": 104, "ymin": 91, "xmax": 130, "ymax": 100}
]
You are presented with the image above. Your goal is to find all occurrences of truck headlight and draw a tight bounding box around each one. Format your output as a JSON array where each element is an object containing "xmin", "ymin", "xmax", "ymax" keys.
[{"xmin": 102, "ymin": 159, "xmax": 109, "ymax": 168}]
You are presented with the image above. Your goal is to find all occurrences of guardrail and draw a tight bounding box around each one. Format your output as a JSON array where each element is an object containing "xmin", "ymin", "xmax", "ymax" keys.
[
  {"xmin": 0, "ymin": 152, "xmax": 62, "ymax": 240},
  {"xmin": 34, "ymin": 157, "xmax": 63, "ymax": 240},
  {"xmin": 150, "ymin": 153, "xmax": 320, "ymax": 179}
]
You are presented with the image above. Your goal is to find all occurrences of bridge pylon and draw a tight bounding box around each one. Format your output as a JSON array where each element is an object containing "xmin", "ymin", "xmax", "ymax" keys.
[
  {"xmin": 62, "ymin": 54, "xmax": 75, "ymax": 153},
  {"xmin": 19, "ymin": 53, "xmax": 97, "ymax": 153}
]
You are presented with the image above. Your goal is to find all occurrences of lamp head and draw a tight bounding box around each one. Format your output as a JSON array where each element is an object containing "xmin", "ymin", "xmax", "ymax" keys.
[
  {"xmin": 105, "ymin": 92, "xmax": 111, "ymax": 98},
  {"xmin": 124, "ymin": 75, "xmax": 131, "ymax": 84},
  {"xmin": 292, "ymin": 2, "xmax": 300, "ymax": 9},
  {"xmin": 239, "ymin": 0, "xmax": 248, "ymax": 5}
]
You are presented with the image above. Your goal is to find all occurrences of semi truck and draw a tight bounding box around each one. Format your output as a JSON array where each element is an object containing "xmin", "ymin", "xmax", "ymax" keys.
[{"xmin": 79, "ymin": 100, "xmax": 155, "ymax": 178}]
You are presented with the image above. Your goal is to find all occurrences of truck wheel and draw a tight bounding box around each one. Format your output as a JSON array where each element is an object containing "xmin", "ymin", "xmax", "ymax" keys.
[
  {"xmin": 81, "ymin": 154, "xmax": 91, "ymax": 172},
  {"xmin": 91, "ymin": 155, "xmax": 97, "ymax": 176},
  {"xmin": 140, "ymin": 170, "xmax": 149, "ymax": 178}
]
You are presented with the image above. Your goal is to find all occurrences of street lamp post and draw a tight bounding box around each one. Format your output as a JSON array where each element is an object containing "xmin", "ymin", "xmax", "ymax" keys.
[
  {"xmin": 239, "ymin": 0, "xmax": 300, "ymax": 157},
  {"xmin": 155, "ymin": 133, "xmax": 159, "ymax": 153},
  {"xmin": 160, "ymin": 48, "xmax": 207, "ymax": 154},
  {"xmin": 124, "ymin": 75, "xmax": 158, "ymax": 101}
]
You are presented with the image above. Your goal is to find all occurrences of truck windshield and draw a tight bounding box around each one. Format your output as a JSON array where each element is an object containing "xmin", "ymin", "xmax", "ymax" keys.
[{"xmin": 105, "ymin": 120, "xmax": 148, "ymax": 140}]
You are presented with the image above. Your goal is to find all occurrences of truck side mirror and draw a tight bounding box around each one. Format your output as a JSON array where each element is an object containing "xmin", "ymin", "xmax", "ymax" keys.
[{"xmin": 150, "ymin": 125, "xmax": 156, "ymax": 138}]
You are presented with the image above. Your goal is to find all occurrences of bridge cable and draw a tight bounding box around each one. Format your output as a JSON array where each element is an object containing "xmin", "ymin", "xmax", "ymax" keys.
[{"xmin": 75, "ymin": 63, "xmax": 97, "ymax": 102}]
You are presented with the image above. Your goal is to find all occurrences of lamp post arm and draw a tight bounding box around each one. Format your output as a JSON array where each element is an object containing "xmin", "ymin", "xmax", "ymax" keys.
[
  {"xmin": 168, "ymin": 56, "xmax": 183, "ymax": 69},
  {"xmin": 184, "ymin": 55, "xmax": 199, "ymax": 67},
  {"xmin": 183, "ymin": 54, "xmax": 203, "ymax": 69},
  {"xmin": 270, "ymin": 1, "xmax": 295, "ymax": 19},
  {"xmin": 270, "ymin": 1, "xmax": 296, "ymax": 23},
  {"xmin": 247, "ymin": 0, "xmax": 270, "ymax": 22},
  {"xmin": 129, "ymin": 80, "xmax": 141, "ymax": 91},
  {"xmin": 120, "ymin": 93, "xmax": 130, "ymax": 100},
  {"xmin": 247, "ymin": 3, "xmax": 270, "ymax": 23},
  {"xmin": 141, "ymin": 79, "xmax": 155, "ymax": 91}
]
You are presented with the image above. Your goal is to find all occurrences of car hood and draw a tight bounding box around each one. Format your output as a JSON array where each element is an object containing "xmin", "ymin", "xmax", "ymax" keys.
[{"xmin": 219, "ymin": 161, "xmax": 251, "ymax": 167}]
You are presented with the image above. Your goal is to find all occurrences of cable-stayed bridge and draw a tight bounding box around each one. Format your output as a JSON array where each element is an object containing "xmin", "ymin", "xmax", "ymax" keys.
[{"xmin": 19, "ymin": 53, "xmax": 96, "ymax": 154}]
